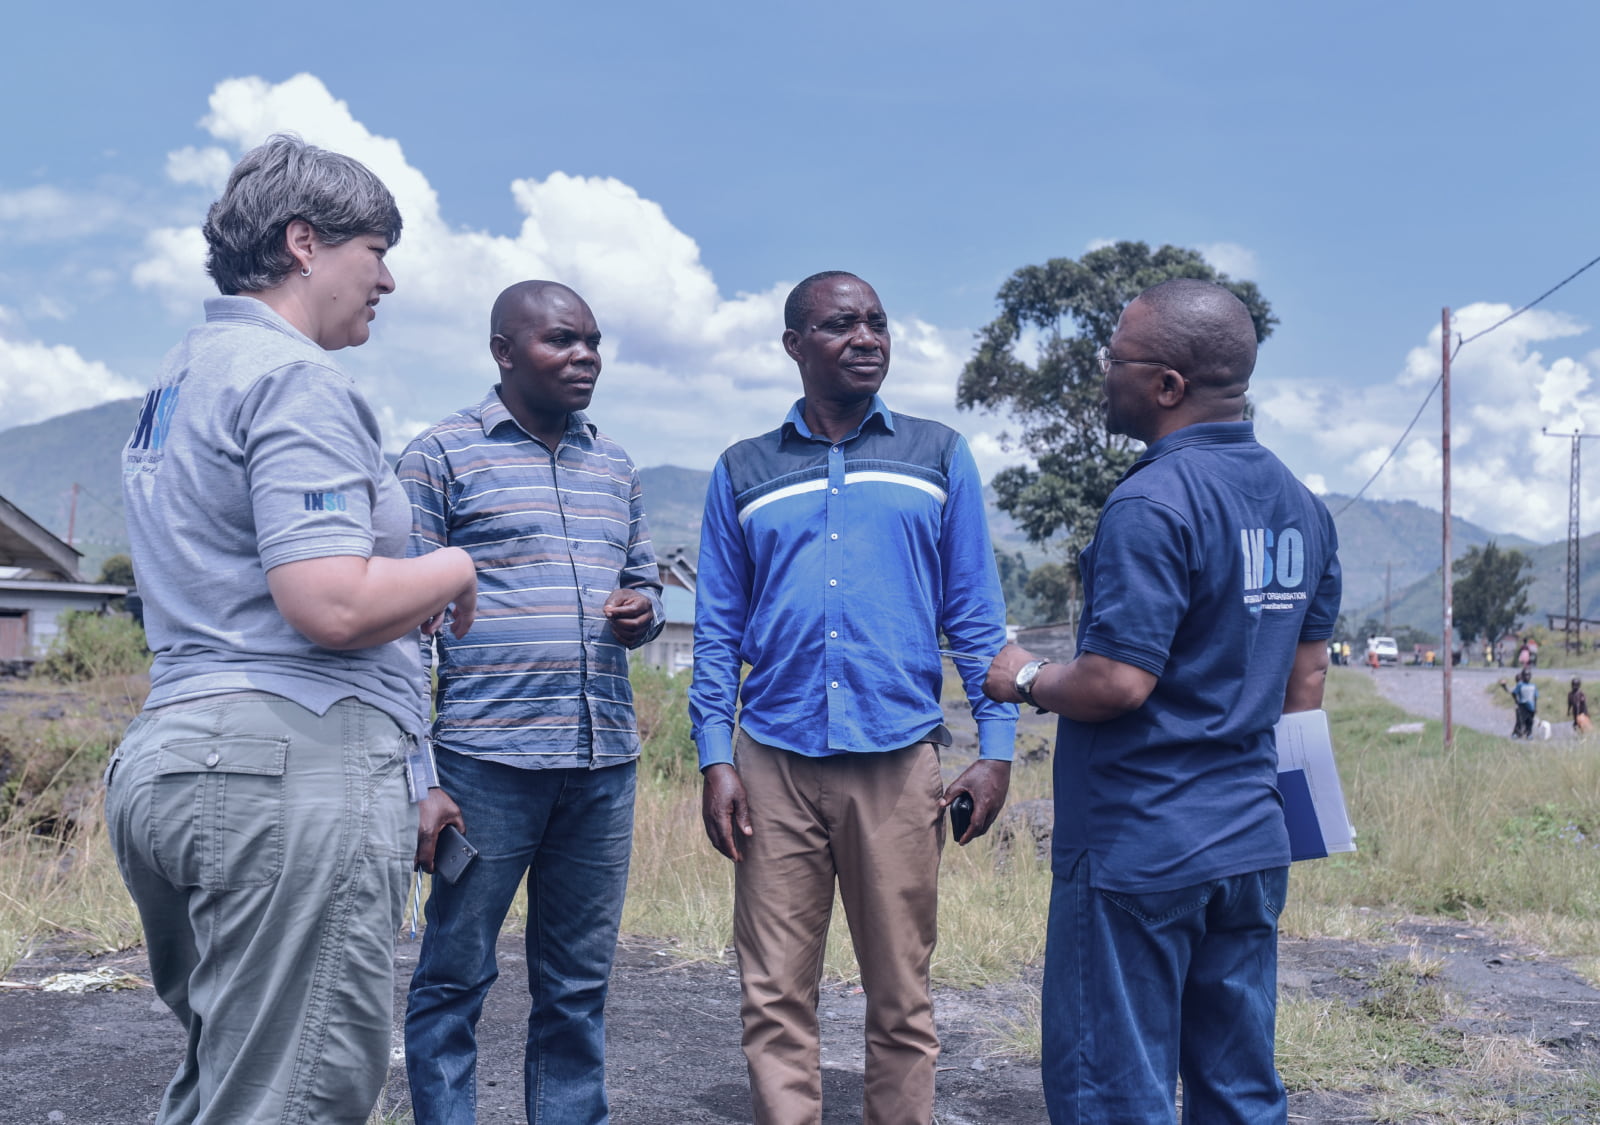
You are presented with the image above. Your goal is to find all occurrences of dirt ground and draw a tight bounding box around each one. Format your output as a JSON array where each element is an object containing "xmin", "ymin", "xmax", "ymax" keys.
[
  {"xmin": 8, "ymin": 911, "xmax": 1600, "ymax": 1124},
  {"xmin": 5, "ymin": 668, "xmax": 1600, "ymax": 1123}
]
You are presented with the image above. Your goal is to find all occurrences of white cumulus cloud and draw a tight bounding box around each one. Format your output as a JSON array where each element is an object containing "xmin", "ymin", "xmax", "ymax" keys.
[
  {"xmin": 1254, "ymin": 302, "xmax": 1600, "ymax": 542},
  {"xmin": 1198, "ymin": 241, "xmax": 1259, "ymax": 280},
  {"xmin": 130, "ymin": 74, "xmax": 1012, "ymax": 473},
  {"xmin": 0, "ymin": 317, "xmax": 143, "ymax": 425}
]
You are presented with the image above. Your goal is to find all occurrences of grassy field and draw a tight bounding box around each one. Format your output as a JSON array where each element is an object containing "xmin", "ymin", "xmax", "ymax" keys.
[{"xmin": 7, "ymin": 652, "xmax": 1600, "ymax": 1119}]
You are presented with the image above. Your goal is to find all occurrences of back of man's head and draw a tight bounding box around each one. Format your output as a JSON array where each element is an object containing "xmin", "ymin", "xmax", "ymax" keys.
[{"xmin": 1132, "ymin": 278, "xmax": 1258, "ymax": 393}]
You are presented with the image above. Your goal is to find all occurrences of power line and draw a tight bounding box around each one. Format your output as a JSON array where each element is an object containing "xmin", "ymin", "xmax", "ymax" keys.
[
  {"xmin": 1332, "ymin": 251, "xmax": 1600, "ymax": 516},
  {"xmin": 1453, "ymin": 252, "xmax": 1600, "ymax": 354},
  {"xmin": 1332, "ymin": 373, "xmax": 1442, "ymax": 517}
]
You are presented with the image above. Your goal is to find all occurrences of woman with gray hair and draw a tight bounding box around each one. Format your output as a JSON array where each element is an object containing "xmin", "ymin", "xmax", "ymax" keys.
[{"xmin": 106, "ymin": 134, "xmax": 477, "ymax": 1124}]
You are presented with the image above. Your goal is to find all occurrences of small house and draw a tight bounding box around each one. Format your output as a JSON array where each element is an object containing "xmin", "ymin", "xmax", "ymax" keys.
[{"xmin": 0, "ymin": 494, "xmax": 126, "ymax": 660}]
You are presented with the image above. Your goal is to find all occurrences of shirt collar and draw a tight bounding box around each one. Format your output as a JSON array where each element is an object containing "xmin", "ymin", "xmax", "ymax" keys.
[
  {"xmin": 202, "ymin": 295, "xmax": 318, "ymax": 349},
  {"xmin": 479, "ymin": 387, "xmax": 596, "ymax": 447},
  {"xmin": 781, "ymin": 394, "xmax": 896, "ymax": 443},
  {"xmin": 1122, "ymin": 421, "xmax": 1255, "ymax": 482},
  {"xmin": 1139, "ymin": 420, "xmax": 1254, "ymax": 462}
]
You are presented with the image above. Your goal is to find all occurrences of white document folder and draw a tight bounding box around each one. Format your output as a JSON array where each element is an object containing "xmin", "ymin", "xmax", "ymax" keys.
[{"xmin": 1274, "ymin": 708, "xmax": 1356, "ymax": 861}]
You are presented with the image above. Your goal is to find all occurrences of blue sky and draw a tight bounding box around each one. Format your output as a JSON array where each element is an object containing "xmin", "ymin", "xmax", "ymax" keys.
[{"xmin": 3, "ymin": 1, "xmax": 1597, "ymax": 544}]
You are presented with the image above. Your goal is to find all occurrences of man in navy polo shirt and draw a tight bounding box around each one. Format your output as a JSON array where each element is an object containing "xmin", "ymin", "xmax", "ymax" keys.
[
  {"xmin": 692, "ymin": 271, "xmax": 1017, "ymax": 1124},
  {"xmin": 986, "ymin": 278, "xmax": 1340, "ymax": 1124}
]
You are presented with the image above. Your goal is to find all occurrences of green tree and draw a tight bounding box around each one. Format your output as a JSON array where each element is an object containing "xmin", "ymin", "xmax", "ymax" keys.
[
  {"xmin": 97, "ymin": 553, "xmax": 134, "ymax": 586},
  {"xmin": 956, "ymin": 241, "xmax": 1276, "ymax": 565},
  {"xmin": 992, "ymin": 548, "xmax": 1037, "ymax": 625},
  {"xmin": 1452, "ymin": 540, "xmax": 1533, "ymax": 645},
  {"xmin": 1024, "ymin": 562, "xmax": 1079, "ymax": 624}
]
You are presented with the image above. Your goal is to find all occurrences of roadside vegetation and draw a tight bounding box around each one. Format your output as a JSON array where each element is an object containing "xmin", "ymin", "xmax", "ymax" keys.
[{"xmin": 5, "ymin": 629, "xmax": 1600, "ymax": 1118}]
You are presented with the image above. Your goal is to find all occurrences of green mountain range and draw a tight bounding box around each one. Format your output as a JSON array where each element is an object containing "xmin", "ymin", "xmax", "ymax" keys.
[{"xmin": 2, "ymin": 399, "xmax": 1586, "ymax": 637}]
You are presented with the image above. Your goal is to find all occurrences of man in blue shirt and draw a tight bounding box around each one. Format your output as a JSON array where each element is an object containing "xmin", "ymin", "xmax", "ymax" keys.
[
  {"xmin": 986, "ymin": 279, "xmax": 1341, "ymax": 1124},
  {"xmin": 400, "ymin": 281, "xmax": 663, "ymax": 1125},
  {"xmin": 691, "ymin": 271, "xmax": 1017, "ymax": 1125}
]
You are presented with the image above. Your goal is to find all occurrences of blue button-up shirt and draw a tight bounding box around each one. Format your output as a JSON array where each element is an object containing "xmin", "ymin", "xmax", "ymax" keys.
[
  {"xmin": 690, "ymin": 397, "xmax": 1016, "ymax": 769},
  {"xmin": 399, "ymin": 389, "xmax": 663, "ymax": 769}
]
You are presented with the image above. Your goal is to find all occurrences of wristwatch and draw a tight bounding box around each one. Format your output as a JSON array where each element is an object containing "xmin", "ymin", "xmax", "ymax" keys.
[{"xmin": 1014, "ymin": 659, "xmax": 1051, "ymax": 709}]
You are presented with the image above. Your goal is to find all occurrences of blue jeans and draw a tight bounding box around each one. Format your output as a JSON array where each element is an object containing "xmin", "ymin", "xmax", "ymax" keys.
[
  {"xmin": 1042, "ymin": 856, "xmax": 1289, "ymax": 1125},
  {"xmin": 404, "ymin": 752, "xmax": 636, "ymax": 1125}
]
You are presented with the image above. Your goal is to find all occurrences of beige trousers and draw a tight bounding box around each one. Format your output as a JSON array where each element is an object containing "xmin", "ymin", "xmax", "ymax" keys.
[{"xmin": 732, "ymin": 730, "xmax": 945, "ymax": 1125}]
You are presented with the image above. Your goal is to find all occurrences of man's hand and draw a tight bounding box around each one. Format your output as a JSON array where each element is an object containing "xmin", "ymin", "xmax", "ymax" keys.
[
  {"xmin": 701, "ymin": 763, "xmax": 753, "ymax": 862},
  {"xmin": 604, "ymin": 589, "xmax": 654, "ymax": 646},
  {"xmin": 984, "ymin": 642, "xmax": 1040, "ymax": 705},
  {"xmin": 415, "ymin": 787, "xmax": 466, "ymax": 872},
  {"xmin": 422, "ymin": 574, "xmax": 478, "ymax": 641},
  {"xmin": 940, "ymin": 759, "xmax": 1011, "ymax": 845}
]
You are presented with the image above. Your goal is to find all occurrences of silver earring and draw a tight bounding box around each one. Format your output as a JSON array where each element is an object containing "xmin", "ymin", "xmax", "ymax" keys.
[{"xmin": 300, "ymin": 266, "xmax": 312, "ymax": 277}]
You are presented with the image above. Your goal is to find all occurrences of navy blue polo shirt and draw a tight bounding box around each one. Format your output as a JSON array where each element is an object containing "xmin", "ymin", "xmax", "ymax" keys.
[{"xmin": 1055, "ymin": 422, "xmax": 1341, "ymax": 892}]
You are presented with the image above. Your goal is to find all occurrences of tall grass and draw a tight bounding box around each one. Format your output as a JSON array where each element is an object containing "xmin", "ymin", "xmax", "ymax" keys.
[
  {"xmin": 1284, "ymin": 669, "xmax": 1600, "ymax": 960},
  {"xmin": 620, "ymin": 664, "xmax": 1054, "ymax": 984}
]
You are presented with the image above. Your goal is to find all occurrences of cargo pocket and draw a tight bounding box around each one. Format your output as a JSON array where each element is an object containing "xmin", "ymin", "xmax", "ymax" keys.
[{"xmin": 149, "ymin": 736, "xmax": 288, "ymax": 891}]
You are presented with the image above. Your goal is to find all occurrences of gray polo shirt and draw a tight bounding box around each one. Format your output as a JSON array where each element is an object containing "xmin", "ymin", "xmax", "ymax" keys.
[{"xmin": 122, "ymin": 296, "xmax": 430, "ymax": 748}]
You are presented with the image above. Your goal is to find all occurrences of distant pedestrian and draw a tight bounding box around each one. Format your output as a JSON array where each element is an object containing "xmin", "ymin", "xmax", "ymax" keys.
[
  {"xmin": 1483, "ymin": 641, "xmax": 1492, "ymax": 667},
  {"xmin": 1502, "ymin": 670, "xmax": 1538, "ymax": 739},
  {"xmin": 1570, "ymin": 677, "xmax": 1591, "ymax": 734},
  {"xmin": 1528, "ymin": 637, "xmax": 1540, "ymax": 669},
  {"xmin": 1518, "ymin": 643, "xmax": 1530, "ymax": 672}
]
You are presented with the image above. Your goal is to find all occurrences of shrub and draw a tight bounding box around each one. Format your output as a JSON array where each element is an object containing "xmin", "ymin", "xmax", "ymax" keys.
[{"xmin": 35, "ymin": 612, "xmax": 150, "ymax": 683}]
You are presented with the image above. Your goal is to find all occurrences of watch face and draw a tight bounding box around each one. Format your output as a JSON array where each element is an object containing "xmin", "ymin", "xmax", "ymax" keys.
[{"xmin": 1016, "ymin": 660, "xmax": 1044, "ymax": 696}]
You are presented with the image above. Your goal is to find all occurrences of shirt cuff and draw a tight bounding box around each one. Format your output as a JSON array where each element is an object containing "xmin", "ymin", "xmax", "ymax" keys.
[
  {"xmin": 976, "ymin": 718, "xmax": 1018, "ymax": 762},
  {"xmin": 696, "ymin": 726, "xmax": 736, "ymax": 770}
]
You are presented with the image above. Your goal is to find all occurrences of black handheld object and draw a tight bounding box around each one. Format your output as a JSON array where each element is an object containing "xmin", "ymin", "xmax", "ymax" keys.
[
  {"xmin": 433, "ymin": 824, "xmax": 479, "ymax": 885},
  {"xmin": 949, "ymin": 793, "xmax": 974, "ymax": 841}
]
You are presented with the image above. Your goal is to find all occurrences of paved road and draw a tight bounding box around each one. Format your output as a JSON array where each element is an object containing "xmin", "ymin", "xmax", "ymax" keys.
[{"xmin": 1360, "ymin": 663, "xmax": 1590, "ymax": 743}]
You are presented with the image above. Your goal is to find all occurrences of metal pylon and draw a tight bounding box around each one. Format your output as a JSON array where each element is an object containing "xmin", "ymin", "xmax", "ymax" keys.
[{"xmin": 1543, "ymin": 428, "xmax": 1599, "ymax": 653}]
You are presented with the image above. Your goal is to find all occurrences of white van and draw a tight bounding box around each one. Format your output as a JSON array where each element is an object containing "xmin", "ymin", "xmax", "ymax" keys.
[{"xmin": 1365, "ymin": 636, "xmax": 1399, "ymax": 666}]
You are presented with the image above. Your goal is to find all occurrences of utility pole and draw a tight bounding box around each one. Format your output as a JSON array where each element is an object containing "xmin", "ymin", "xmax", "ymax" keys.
[
  {"xmin": 1542, "ymin": 427, "xmax": 1599, "ymax": 653},
  {"xmin": 66, "ymin": 483, "xmax": 79, "ymax": 548},
  {"xmin": 1441, "ymin": 309, "xmax": 1454, "ymax": 751},
  {"xmin": 1384, "ymin": 562, "xmax": 1391, "ymax": 632}
]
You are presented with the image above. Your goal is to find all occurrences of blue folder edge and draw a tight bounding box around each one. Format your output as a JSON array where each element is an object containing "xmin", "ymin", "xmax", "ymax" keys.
[{"xmin": 1278, "ymin": 768, "xmax": 1329, "ymax": 862}]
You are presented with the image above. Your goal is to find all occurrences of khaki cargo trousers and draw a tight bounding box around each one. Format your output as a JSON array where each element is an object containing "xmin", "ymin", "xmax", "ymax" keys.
[{"xmin": 732, "ymin": 730, "xmax": 945, "ymax": 1125}]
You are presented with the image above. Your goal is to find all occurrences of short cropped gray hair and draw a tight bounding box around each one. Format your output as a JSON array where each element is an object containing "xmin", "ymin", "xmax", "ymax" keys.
[{"xmin": 202, "ymin": 134, "xmax": 403, "ymax": 295}]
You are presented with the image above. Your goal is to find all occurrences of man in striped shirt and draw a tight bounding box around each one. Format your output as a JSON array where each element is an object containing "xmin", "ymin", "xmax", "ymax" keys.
[{"xmin": 399, "ymin": 281, "xmax": 663, "ymax": 1125}]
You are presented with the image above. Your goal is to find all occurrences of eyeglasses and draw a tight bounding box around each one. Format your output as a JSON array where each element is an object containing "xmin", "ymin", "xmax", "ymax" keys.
[{"xmin": 1096, "ymin": 345, "xmax": 1174, "ymax": 377}]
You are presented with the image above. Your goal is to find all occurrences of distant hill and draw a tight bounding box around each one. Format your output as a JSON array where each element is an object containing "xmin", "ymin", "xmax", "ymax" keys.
[
  {"xmin": 0, "ymin": 402, "xmax": 1583, "ymax": 632},
  {"xmin": 0, "ymin": 397, "xmax": 143, "ymax": 577},
  {"xmin": 1350, "ymin": 532, "xmax": 1600, "ymax": 642},
  {"xmin": 1319, "ymin": 493, "xmax": 1540, "ymax": 614}
]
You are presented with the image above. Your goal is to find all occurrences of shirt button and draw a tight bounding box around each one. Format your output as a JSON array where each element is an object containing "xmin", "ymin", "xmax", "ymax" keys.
[
  {"xmin": 831, "ymin": 681, "xmax": 839, "ymax": 689},
  {"xmin": 830, "ymin": 631, "xmax": 838, "ymax": 638},
  {"xmin": 830, "ymin": 487, "xmax": 839, "ymax": 495},
  {"xmin": 204, "ymin": 752, "xmax": 220, "ymax": 768},
  {"xmin": 830, "ymin": 533, "xmax": 838, "ymax": 540},
  {"xmin": 829, "ymin": 579, "xmax": 838, "ymax": 587},
  {"xmin": 832, "ymin": 446, "xmax": 840, "ymax": 453}
]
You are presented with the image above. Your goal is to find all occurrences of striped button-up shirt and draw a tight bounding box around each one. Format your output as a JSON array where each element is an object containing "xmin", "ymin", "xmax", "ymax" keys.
[{"xmin": 398, "ymin": 389, "xmax": 663, "ymax": 769}]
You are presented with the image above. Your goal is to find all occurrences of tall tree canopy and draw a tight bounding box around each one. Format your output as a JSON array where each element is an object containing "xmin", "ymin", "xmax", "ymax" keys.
[
  {"xmin": 1452, "ymin": 540, "xmax": 1534, "ymax": 645},
  {"xmin": 957, "ymin": 241, "xmax": 1276, "ymax": 565}
]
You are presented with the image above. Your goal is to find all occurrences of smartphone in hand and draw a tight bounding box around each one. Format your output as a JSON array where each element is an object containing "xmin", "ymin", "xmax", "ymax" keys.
[
  {"xmin": 949, "ymin": 793, "xmax": 974, "ymax": 842},
  {"xmin": 433, "ymin": 823, "xmax": 479, "ymax": 885}
]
